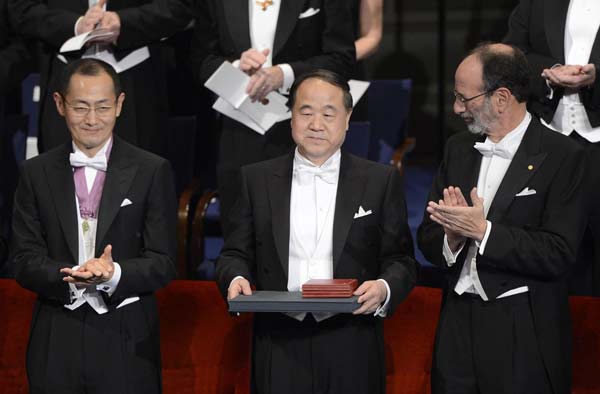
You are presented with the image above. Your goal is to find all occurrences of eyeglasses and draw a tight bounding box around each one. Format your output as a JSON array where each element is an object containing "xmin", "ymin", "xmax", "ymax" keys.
[
  {"xmin": 453, "ymin": 89, "xmax": 494, "ymax": 104},
  {"xmin": 62, "ymin": 99, "xmax": 117, "ymax": 117}
]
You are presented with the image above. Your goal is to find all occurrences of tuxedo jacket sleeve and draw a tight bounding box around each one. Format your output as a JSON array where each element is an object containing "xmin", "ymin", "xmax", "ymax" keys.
[
  {"xmin": 116, "ymin": 0, "xmax": 194, "ymax": 50},
  {"xmin": 418, "ymin": 123, "xmax": 587, "ymax": 284},
  {"xmin": 11, "ymin": 159, "xmax": 74, "ymax": 303},
  {"xmin": 0, "ymin": 0, "xmax": 33, "ymax": 95},
  {"xmin": 8, "ymin": 0, "xmax": 79, "ymax": 48},
  {"xmin": 504, "ymin": 0, "xmax": 600, "ymax": 126},
  {"xmin": 189, "ymin": 0, "xmax": 356, "ymax": 86}
]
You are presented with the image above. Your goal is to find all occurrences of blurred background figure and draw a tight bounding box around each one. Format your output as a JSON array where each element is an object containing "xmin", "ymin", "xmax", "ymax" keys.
[{"xmin": 505, "ymin": 0, "xmax": 600, "ymax": 295}]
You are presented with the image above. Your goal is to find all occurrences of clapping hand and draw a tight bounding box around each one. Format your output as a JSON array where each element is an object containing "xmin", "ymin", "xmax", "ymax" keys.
[{"xmin": 61, "ymin": 245, "xmax": 114, "ymax": 286}]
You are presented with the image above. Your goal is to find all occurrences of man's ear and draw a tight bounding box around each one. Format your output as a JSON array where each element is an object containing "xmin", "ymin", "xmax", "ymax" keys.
[
  {"xmin": 494, "ymin": 88, "xmax": 511, "ymax": 113},
  {"xmin": 345, "ymin": 109, "xmax": 353, "ymax": 130},
  {"xmin": 115, "ymin": 92, "xmax": 125, "ymax": 117},
  {"xmin": 53, "ymin": 92, "xmax": 66, "ymax": 117}
]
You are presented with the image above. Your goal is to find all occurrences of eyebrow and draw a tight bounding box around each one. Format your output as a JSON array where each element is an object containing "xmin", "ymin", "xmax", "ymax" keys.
[{"xmin": 69, "ymin": 98, "xmax": 113, "ymax": 105}]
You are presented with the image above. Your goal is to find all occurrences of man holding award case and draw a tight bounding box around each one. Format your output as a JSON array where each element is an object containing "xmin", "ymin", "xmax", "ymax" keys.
[{"xmin": 216, "ymin": 70, "xmax": 417, "ymax": 394}]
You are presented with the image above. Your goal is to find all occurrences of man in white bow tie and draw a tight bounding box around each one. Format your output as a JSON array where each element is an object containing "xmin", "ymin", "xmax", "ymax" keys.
[
  {"xmin": 418, "ymin": 43, "xmax": 587, "ymax": 394},
  {"xmin": 216, "ymin": 70, "xmax": 417, "ymax": 394},
  {"xmin": 11, "ymin": 58, "xmax": 176, "ymax": 394}
]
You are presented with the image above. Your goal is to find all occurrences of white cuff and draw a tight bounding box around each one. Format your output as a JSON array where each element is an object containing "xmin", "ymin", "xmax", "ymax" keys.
[
  {"xmin": 546, "ymin": 63, "xmax": 563, "ymax": 100},
  {"xmin": 96, "ymin": 262, "xmax": 121, "ymax": 296},
  {"xmin": 442, "ymin": 235, "xmax": 465, "ymax": 267},
  {"xmin": 68, "ymin": 277, "xmax": 86, "ymax": 303},
  {"xmin": 74, "ymin": 16, "xmax": 83, "ymax": 35},
  {"xmin": 232, "ymin": 59, "xmax": 241, "ymax": 68},
  {"xmin": 277, "ymin": 63, "xmax": 295, "ymax": 94},
  {"xmin": 477, "ymin": 221, "xmax": 492, "ymax": 255},
  {"xmin": 374, "ymin": 279, "xmax": 391, "ymax": 318}
]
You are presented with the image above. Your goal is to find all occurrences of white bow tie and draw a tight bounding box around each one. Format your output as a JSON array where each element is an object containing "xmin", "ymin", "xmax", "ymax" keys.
[
  {"xmin": 294, "ymin": 163, "xmax": 338, "ymax": 185},
  {"xmin": 69, "ymin": 151, "xmax": 108, "ymax": 171},
  {"xmin": 474, "ymin": 141, "xmax": 513, "ymax": 160}
]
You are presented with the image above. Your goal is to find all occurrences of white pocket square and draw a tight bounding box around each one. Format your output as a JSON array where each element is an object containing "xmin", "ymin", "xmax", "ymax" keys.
[
  {"xmin": 120, "ymin": 198, "xmax": 133, "ymax": 207},
  {"xmin": 353, "ymin": 205, "xmax": 373, "ymax": 219},
  {"xmin": 299, "ymin": 7, "xmax": 320, "ymax": 19},
  {"xmin": 515, "ymin": 187, "xmax": 536, "ymax": 197}
]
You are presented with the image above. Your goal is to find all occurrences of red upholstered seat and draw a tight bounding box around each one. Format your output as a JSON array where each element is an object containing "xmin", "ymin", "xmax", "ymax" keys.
[{"xmin": 1, "ymin": 279, "xmax": 599, "ymax": 394}]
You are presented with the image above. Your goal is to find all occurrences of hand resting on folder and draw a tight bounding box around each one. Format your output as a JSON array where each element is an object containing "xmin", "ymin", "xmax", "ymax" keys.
[{"xmin": 229, "ymin": 277, "xmax": 387, "ymax": 315}]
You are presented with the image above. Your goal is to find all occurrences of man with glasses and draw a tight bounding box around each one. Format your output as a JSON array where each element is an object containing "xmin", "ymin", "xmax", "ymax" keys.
[
  {"xmin": 418, "ymin": 43, "xmax": 586, "ymax": 394},
  {"xmin": 11, "ymin": 58, "xmax": 176, "ymax": 394}
]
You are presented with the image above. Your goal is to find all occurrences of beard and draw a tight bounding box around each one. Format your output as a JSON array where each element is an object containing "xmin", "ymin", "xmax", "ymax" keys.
[{"xmin": 462, "ymin": 97, "xmax": 496, "ymax": 135}]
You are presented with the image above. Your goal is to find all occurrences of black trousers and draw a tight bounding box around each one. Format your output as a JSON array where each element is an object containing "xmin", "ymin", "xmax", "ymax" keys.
[
  {"xmin": 217, "ymin": 118, "xmax": 294, "ymax": 235},
  {"xmin": 27, "ymin": 300, "xmax": 162, "ymax": 394},
  {"xmin": 569, "ymin": 132, "xmax": 600, "ymax": 296},
  {"xmin": 251, "ymin": 313, "xmax": 385, "ymax": 394},
  {"xmin": 432, "ymin": 291, "xmax": 552, "ymax": 394}
]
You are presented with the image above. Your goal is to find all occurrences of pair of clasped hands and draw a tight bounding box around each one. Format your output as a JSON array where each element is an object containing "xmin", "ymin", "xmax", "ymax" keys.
[
  {"xmin": 238, "ymin": 48, "xmax": 284, "ymax": 103},
  {"xmin": 541, "ymin": 63, "xmax": 596, "ymax": 90},
  {"xmin": 426, "ymin": 186, "xmax": 488, "ymax": 252},
  {"xmin": 75, "ymin": 0, "xmax": 121, "ymax": 45},
  {"xmin": 60, "ymin": 245, "xmax": 115, "ymax": 286}
]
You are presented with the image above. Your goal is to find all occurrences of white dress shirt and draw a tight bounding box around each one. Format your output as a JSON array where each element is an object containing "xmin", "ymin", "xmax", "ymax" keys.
[
  {"xmin": 245, "ymin": 0, "xmax": 294, "ymax": 93},
  {"xmin": 543, "ymin": 0, "xmax": 600, "ymax": 143},
  {"xmin": 443, "ymin": 112, "xmax": 532, "ymax": 300},
  {"xmin": 64, "ymin": 138, "xmax": 138, "ymax": 313}
]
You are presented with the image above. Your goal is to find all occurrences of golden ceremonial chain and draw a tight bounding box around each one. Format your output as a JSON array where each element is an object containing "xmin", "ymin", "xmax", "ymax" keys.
[{"xmin": 256, "ymin": 0, "xmax": 274, "ymax": 11}]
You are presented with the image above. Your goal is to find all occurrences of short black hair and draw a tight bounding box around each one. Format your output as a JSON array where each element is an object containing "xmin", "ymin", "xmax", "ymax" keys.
[
  {"xmin": 288, "ymin": 69, "xmax": 353, "ymax": 110},
  {"xmin": 57, "ymin": 58, "xmax": 122, "ymax": 97},
  {"xmin": 470, "ymin": 43, "xmax": 530, "ymax": 103}
]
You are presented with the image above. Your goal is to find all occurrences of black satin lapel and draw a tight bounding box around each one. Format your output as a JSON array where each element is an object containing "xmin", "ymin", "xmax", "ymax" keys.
[
  {"xmin": 545, "ymin": 0, "xmax": 569, "ymax": 63},
  {"xmin": 457, "ymin": 137, "xmax": 484, "ymax": 203},
  {"xmin": 487, "ymin": 127, "xmax": 546, "ymax": 222},
  {"xmin": 332, "ymin": 155, "xmax": 366, "ymax": 273},
  {"xmin": 272, "ymin": 0, "xmax": 305, "ymax": 58},
  {"xmin": 268, "ymin": 157, "xmax": 293, "ymax": 279},
  {"xmin": 95, "ymin": 146, "xmax": 137, "ymax": 255},
  {"xmin": 225, "ymin": 0, "xmax": 252, "ymax": 54},
  {"xmin": 46, "ymin": 148, "xmax": 78, "ymax": 264}
]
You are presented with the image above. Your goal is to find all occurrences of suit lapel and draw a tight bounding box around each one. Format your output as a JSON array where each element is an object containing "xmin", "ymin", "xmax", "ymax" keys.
[
  {"xmin": 456, "ymin": 135, "xmax": 485, "ymax": 203},
  {"xmin": 487, "ymin": 121, "xmax": 547, "ymax": 222},
  {"xmin": 545, "ymin": 0, "xmax": 569, "ymax": 63},
  {"xmin": 268, "ymin": 154, "xmax": 294, "ymax": 279},
  {"xmin": 224, "ymin": 0, "xmax": 252, "ymax": 55},
  {"xmin": 332, "ymin": 154, "xmax": 367, "ymax": 273},
  {"xmin": 46, "ymin": 144, "xmax": 79, "ymax": 263},
  {"xmin": 272, "ymin": 0, "xmax": 306, "ymax": 59},
  {"xmin": 95, "ymin": 138, "xmax": 138, "ymax": 255}
]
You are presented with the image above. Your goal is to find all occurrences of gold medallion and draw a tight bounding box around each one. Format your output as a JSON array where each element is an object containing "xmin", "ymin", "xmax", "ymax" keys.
[
  {"xmin": 82, "ymin": 220, "xmax": 89, "ymax": 233},
  {"xmin": 256, "ymin": 0, "xmax": 274, "ymax": 11}
]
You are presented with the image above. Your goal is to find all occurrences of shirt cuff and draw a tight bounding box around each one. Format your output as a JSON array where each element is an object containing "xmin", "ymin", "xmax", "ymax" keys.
[
  {"xmin": 442, "ymin": 234, "xmax": 465, "ymax": 267},
  {"xmin": 68, "ymin": 278, "xmax": 86, "ymax": 303},
  {"xmin": 374, "ymin": 279, "xmax": 391, "ymax": 318},
  {"xmin": 74, "ymin": 16, "xmax": 83, "ymax": 35},
  {"xmin": 545, "ymin": 63, "xmax": 563, "ymax": 100},
  {"xmin": 477, "ymin": 221, "xmax": 492, "ymax": 255},
  {"xmin": 232, "ymin": 59, "xmax": 241, "ymax": 68},
  {"xmin": 96, "ymin": 262, "xmax": 121, "ymax": 296},
  {"xmin": 277, "ymin": 63, "xmax": 294, "ymax": 94}
]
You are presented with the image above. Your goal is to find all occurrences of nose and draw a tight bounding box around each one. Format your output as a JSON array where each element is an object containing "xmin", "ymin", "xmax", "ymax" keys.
[
  {"xmin": 84, "ymin": 108, "xmax": 99, "ymax": 124},
  {"xmin": 309, "ymin": 114, "xmax": 324, "ymax": 131},
  {"xmin": 453, "ymin": 98, "xmax": 465, "ymax": 115}
]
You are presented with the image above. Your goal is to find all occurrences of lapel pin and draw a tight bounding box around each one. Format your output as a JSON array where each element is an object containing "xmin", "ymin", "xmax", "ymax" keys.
[{"xmin": 527, "ymin": 165, "xmax": 533, "ymax": 171}]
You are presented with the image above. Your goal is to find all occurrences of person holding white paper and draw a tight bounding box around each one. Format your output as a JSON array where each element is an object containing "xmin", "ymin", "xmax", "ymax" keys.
[
  {"xmin": 188, "ymin": 0, "xmax": 356, "ymax": 233},
  {"xmin": 8, "ymin": 0, "xmax": 174, "ymax": 157}
]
